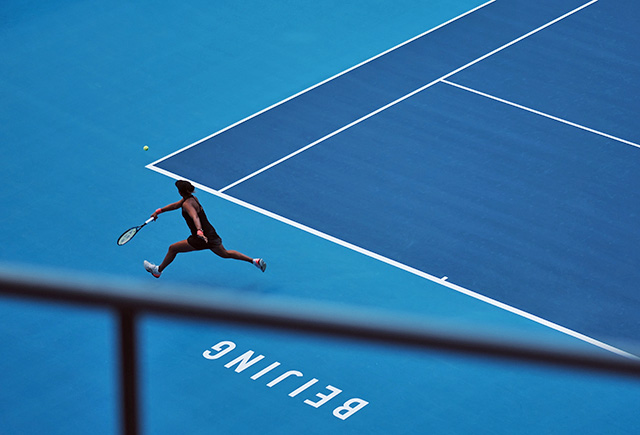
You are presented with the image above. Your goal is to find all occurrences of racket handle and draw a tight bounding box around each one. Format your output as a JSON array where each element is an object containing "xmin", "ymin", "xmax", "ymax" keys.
[{"xmin": 145, "ymin": 217, "xmax": 155, "ymax": 224}]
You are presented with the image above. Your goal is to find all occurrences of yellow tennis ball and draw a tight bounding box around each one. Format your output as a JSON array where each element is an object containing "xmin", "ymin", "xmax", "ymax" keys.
[{"xmin": 143, "ymin": 145, "xmax": 149, "ymax": 151}]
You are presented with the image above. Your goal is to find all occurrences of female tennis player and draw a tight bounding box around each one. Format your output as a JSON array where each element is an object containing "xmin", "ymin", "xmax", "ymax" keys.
[{"xmin": 143, "ymin": 180, "xmax": 266, "ymax": 278}]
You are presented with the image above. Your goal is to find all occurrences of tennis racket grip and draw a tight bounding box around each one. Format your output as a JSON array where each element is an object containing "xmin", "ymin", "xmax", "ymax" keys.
[{"xmin": 145, "ymin": 217, "xmax": 155, "ymax": 225}]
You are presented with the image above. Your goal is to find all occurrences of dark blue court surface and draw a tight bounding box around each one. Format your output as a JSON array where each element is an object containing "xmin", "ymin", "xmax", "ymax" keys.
[
  {"xmin": 3, "ymin": 0, "xmax": 640, "ymax": 434},
  {"xmin": 153, "ymin": 0, "xmax": 640, "ymax": 351}
]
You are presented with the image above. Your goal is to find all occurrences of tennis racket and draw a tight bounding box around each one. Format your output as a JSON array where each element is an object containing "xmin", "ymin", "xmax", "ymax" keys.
[{"xmin": 117, "ymin": 217, "xmax": 155, "ymax": 246}]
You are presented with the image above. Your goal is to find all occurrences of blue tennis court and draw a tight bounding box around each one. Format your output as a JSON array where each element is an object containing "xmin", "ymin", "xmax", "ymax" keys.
[{"xmin": 2, "ymin": 0, "xmax": 639, "ymax": 434}]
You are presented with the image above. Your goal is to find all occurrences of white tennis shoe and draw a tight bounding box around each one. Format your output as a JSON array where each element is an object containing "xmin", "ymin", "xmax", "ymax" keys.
[
  {"xmin": 253, "ymin": 258, "xmax": 267, "ymax": 272},
  {"xmin": 144, "ymin": 260, "xmax": 161, "ymax": 278}
]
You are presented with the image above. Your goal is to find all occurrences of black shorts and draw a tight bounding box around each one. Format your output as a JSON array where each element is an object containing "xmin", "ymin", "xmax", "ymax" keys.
[{"xmin": 187, "ymin": 234, "xmax": 223, "ymax": 250}]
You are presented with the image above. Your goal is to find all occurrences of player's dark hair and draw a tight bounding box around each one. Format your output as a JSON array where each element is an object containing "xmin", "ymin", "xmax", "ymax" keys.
[{"xmin": 175, "ymin": 180, "xmax": 195, "ymax": 197}]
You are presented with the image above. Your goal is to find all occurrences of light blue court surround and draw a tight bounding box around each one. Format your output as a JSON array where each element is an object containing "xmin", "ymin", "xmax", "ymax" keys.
[{"xmin": 2, "ymin": 0, "xmax": 640, "ymax": 434}]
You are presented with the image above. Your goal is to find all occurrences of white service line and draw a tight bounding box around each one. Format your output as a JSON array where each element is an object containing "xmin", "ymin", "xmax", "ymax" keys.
[
  {"xmin": 146, "ymin": 163, "xmax": 639, "ymax": 361},
  {"xmin": 217, "ymin": 0, "xmax": 600, "ymax": 192},
  {"xmin": 146, "ymin": 0, "xmax": 497, "ymax": 170},
  {"xmin": 442, "ymin": 79, "xmax": 640, "ymax": 149},
  {"xmin": 147, "ymin": 0, "xmax": 639, "ymax": 360}
]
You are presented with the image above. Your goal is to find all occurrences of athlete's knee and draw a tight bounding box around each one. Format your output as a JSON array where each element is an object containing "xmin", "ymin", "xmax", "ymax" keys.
[{"xmin": 212, "ymin": 247, "xmax": 230, "ymax": 258}]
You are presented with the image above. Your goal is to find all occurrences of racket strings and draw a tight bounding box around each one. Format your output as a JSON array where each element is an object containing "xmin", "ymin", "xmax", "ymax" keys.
[{"xmin": 117, "ymin": 228, "xmax": 137, "ymax": 245}]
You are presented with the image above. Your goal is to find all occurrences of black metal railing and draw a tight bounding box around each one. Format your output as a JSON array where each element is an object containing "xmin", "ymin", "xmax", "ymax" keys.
[{"xmin": 1, "ymin": 269, "xmax": 639, "ymax": 435}]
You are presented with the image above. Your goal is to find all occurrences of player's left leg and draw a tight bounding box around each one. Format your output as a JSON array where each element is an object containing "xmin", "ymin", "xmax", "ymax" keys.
[{"xmin": 210, "ymin": 244, "xmax": 266, "ymax": 272}]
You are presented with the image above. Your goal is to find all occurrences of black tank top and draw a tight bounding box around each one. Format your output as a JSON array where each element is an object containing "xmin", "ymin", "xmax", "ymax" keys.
[{"xmin": 181, "ymin": 196, "xmax": 219, "ymax": 239}]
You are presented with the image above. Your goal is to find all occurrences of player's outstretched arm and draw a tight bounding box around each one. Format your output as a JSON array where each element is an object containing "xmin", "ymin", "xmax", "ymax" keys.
[{"xmin": 151, "ymin": 199, "xmax": 185, "ymax": 220}]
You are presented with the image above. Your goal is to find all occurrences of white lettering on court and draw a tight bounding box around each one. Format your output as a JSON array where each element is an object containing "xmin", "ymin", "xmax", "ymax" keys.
[
  {"xmin": 203, "ymin": 339, "xmax": 368, "ymax": 420},
  {"xmin": 202, "ymin": 341, "xmax": 236, "ymax": 359}
]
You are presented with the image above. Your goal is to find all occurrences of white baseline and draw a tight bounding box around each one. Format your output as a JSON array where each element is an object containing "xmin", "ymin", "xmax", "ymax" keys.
[
  {"xmin": 147, "ymin": 165, "xmax": 639, "ymax": 361},
  {"xmin": 146, "ymin": 0, "xmax": 639, "ymax": 360}
]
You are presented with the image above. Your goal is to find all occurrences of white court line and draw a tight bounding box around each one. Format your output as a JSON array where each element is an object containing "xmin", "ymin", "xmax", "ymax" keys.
[
  {"xmin": 442, "ymin": 79, "xmax": 640, "ymax": 149},
  {"xmin": 146, "ymin": 0, "xmax": 497, "ymax": 170},
  {"xmin": 146, "ymin": 0, "xmax": 639, "ymax": 360},
  {"xmin": 217, "ymin": 0, "xmax": 600, "ymax": 192},
  {"xmin": 147, "ymin": 164, "xmax": 639, "ymax": 361}
]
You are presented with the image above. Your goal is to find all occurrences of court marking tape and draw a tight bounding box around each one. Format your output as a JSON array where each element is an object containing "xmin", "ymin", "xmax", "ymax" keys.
[
  {"xmin": 146, "ymin": 0, "xmax": 497, "ymax": 170},
  {"xmin": 214, "ymin": 0, "xmax": 600, "ymax": 192},
  {"xmin": 146, "ymin": 165, "xmax": 639, "ymax": 361},
  {"xmin": 441, "ymin": 79, "xmax": 640, "ymax": 149}
]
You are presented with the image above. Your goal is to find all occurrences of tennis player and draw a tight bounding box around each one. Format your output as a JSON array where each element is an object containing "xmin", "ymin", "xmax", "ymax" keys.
[{"xmin": 144, "ymin": 180, "xmax": 266, "ymax": 278}]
